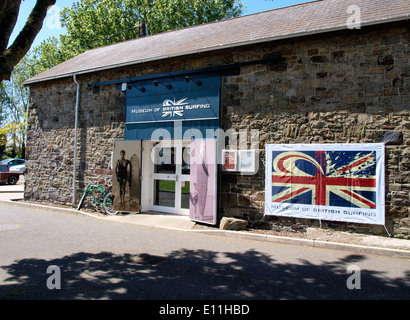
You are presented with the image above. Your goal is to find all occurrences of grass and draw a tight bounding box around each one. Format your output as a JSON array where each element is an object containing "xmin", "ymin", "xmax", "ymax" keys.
[{"xmin": 158, "ymin": 180, "xmax": 190, "ymax": 193}]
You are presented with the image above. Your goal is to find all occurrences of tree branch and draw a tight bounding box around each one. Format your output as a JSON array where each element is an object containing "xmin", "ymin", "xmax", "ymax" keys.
[
  {"xmin": 0, "ymin": 1, "xmax": 22, "ymax": 53},
  {"xmin": 1, "ymin": 0, "xmax": 56, "ymax": 82}
]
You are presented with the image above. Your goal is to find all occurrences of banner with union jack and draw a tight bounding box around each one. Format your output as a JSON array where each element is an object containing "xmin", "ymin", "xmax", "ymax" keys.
[{"xmin": 265, "ymin": 144, "xmax": 385, "ymax": 225}]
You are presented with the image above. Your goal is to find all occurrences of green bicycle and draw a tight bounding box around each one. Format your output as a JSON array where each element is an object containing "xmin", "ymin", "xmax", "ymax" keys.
[{"xmin": 77, "ymin": 183, "xmax": 118, "ymax": 215}]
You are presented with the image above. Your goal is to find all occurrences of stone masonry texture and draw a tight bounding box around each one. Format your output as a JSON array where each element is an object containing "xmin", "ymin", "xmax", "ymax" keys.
[{"xmin": 25, "ymin": 21, "xmax": 410, "ymax": 238}]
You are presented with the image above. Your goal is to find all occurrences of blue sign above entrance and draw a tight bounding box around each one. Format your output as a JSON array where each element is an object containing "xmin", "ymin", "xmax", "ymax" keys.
[{"xmin": 125, "ymin": 76, "xmax": 221, "ymax": 124}]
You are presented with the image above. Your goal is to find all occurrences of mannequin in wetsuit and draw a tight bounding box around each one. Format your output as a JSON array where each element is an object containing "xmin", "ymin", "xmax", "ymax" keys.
[{"xmin": 116, "ymin": 150, "xmax": 131, "ymax": 204}]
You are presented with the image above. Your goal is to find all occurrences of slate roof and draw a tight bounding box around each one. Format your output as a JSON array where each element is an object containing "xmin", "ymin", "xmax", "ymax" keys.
[{"xmin": 24, "ymin": 0, "xmax": 410, "ymax": 85}]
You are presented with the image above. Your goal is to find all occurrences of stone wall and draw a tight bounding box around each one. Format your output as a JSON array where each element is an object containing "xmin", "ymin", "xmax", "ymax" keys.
[
  {"xmin": 26, "ymin": 21, "xmax": 410, "ymax": 237},
  {"xmin": 25, "ymin": 54, "xmax": 236, "ymax": 205},
  {"xmin": 25, "ymin": 78, "xmax": 125, "ymax": 204},
  {"xmin": 220, "ymin": 22, "xmax": 410, "ymax": 238}
]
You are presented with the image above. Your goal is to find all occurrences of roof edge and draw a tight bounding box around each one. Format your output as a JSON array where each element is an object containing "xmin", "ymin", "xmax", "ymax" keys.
[{"xmin": 24, "ymin": 14, "xmax": 410, "ymax": 86}]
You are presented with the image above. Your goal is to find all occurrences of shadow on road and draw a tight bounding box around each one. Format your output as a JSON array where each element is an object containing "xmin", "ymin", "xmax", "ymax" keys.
[{"xmin": 1, "ymin": 249, "xmax": 409, "ymax": 300}]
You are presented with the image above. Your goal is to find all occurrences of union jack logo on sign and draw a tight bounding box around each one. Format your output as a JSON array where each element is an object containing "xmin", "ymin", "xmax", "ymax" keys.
[{"xmin": 271, "ymin": 150, "xmax": 377, "ymax": 209}]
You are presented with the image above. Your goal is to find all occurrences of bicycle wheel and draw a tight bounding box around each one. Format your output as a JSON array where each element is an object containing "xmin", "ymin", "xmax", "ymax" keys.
[{"xmin": 103, "ymin": 192, "xmax": 118, "ymax": 215}]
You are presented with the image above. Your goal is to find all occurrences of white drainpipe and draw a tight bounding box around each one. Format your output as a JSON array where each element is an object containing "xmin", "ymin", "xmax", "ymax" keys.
[{"xmin": 72, "ymin": 74, "xmax": 80, "ymax": 204}]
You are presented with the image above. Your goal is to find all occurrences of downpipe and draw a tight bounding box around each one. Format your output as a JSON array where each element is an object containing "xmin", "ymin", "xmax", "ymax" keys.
[{"xmin": 72, "ymin": 74, "xmax": 80, "ymax": 204}]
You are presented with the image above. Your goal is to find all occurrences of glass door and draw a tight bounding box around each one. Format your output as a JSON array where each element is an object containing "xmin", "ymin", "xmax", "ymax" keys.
[{"xmin": 146, "ymin": 140, "xmax": 191, "ymax": 215}]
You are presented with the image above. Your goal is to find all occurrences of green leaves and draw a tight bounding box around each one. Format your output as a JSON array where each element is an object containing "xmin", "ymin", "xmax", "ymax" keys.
[
  {"xmin": 36, "ymin": 0, "xmax": 244, "ymax": 69},
  {"xmin": 1, "ymin": 0, "xmax": 244, "ymax": 157},
  {"xmin": 141, "ymin": 0, "xmax": 244, "ymax": 34},
  {"xmin": 59, "ymin": 0, "xmax": 143, "ymax": 58}
]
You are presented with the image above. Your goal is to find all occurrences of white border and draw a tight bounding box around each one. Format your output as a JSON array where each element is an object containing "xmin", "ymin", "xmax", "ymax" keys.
[
  {"xmin": 265, "ymin": 144, "xmax": 385, "ymax": 225},
  {"xmin": 237, "ymin": 149, "xmax": 258, "ymax": 174}
]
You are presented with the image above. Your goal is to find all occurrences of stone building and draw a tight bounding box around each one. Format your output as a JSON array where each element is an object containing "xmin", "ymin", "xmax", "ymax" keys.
[{"xmin": 24, "ymin": 0, "xmax": 410, "ymax": 237}]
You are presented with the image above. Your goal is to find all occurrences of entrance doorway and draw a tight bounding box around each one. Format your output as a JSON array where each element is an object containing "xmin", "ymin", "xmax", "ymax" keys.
[{"xmin": 142, "ymin": 140, "xmax": 191, "ymax": 215}]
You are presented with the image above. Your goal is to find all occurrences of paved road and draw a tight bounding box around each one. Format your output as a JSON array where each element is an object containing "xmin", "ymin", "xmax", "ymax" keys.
[{"xmin": 0, "ymin": 202, "xmax": 409, "ymax": 302}]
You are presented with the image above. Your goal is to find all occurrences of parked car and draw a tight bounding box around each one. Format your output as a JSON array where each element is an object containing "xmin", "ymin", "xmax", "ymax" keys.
[
  {"xmin": 0, "ymin": 158, "xmax": 25, "ymax": 174},
  {"xmin": 0, "ymin": 163, "xmax": 20, "ymax": 185}
]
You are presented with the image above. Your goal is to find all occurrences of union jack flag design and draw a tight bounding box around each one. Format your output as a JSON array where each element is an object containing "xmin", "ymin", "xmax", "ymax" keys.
[{"xmin": 271, "ymin": 150, "xmax": 377, "ymax": 209}]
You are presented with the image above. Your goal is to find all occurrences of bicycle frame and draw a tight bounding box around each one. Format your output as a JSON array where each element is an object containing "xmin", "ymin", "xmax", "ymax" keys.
[
  {"xmin": 84, "ymin": 185, "xmax": 107, "ymax": 206},
  {"xmin": 77, "ymin": 183, "xmax": 117, "ymax": 214}
]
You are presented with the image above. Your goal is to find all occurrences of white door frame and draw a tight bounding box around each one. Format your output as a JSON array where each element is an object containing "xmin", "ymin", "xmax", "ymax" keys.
[{"xmin": 141, "ymin": 140, "xmax": 191, "ymax": 215}]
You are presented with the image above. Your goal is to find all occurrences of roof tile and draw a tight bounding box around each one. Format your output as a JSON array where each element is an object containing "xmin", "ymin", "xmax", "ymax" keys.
[{"xmin": 25, "ymin": 0, "xmax": 410, "ymax": 85}]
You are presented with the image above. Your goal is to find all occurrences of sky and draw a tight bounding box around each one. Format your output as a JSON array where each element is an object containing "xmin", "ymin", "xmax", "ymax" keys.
[{"xmin": 10, "ymin": 0, "xmax": 315, "ymax": 50}]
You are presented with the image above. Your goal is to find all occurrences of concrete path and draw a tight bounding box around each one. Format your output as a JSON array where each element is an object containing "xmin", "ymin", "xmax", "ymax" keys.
[
  {"xmin": 0, "ymin": 181, "xmax": 409, "ymax": 259},
  {"xmin": 1, "ymin": 201, "xmax": 409, "ymax": 301}
]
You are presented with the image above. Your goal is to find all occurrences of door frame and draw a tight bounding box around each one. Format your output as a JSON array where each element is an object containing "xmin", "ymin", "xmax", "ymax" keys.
[{"xmin": 141, "ymin": 140, "xmax": 191, "ymax": 215}]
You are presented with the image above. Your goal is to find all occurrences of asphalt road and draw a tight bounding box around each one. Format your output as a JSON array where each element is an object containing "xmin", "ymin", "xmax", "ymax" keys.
[{"xmin": 0, "ymin": 202, "xmax": 409, "ymax": 302}]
